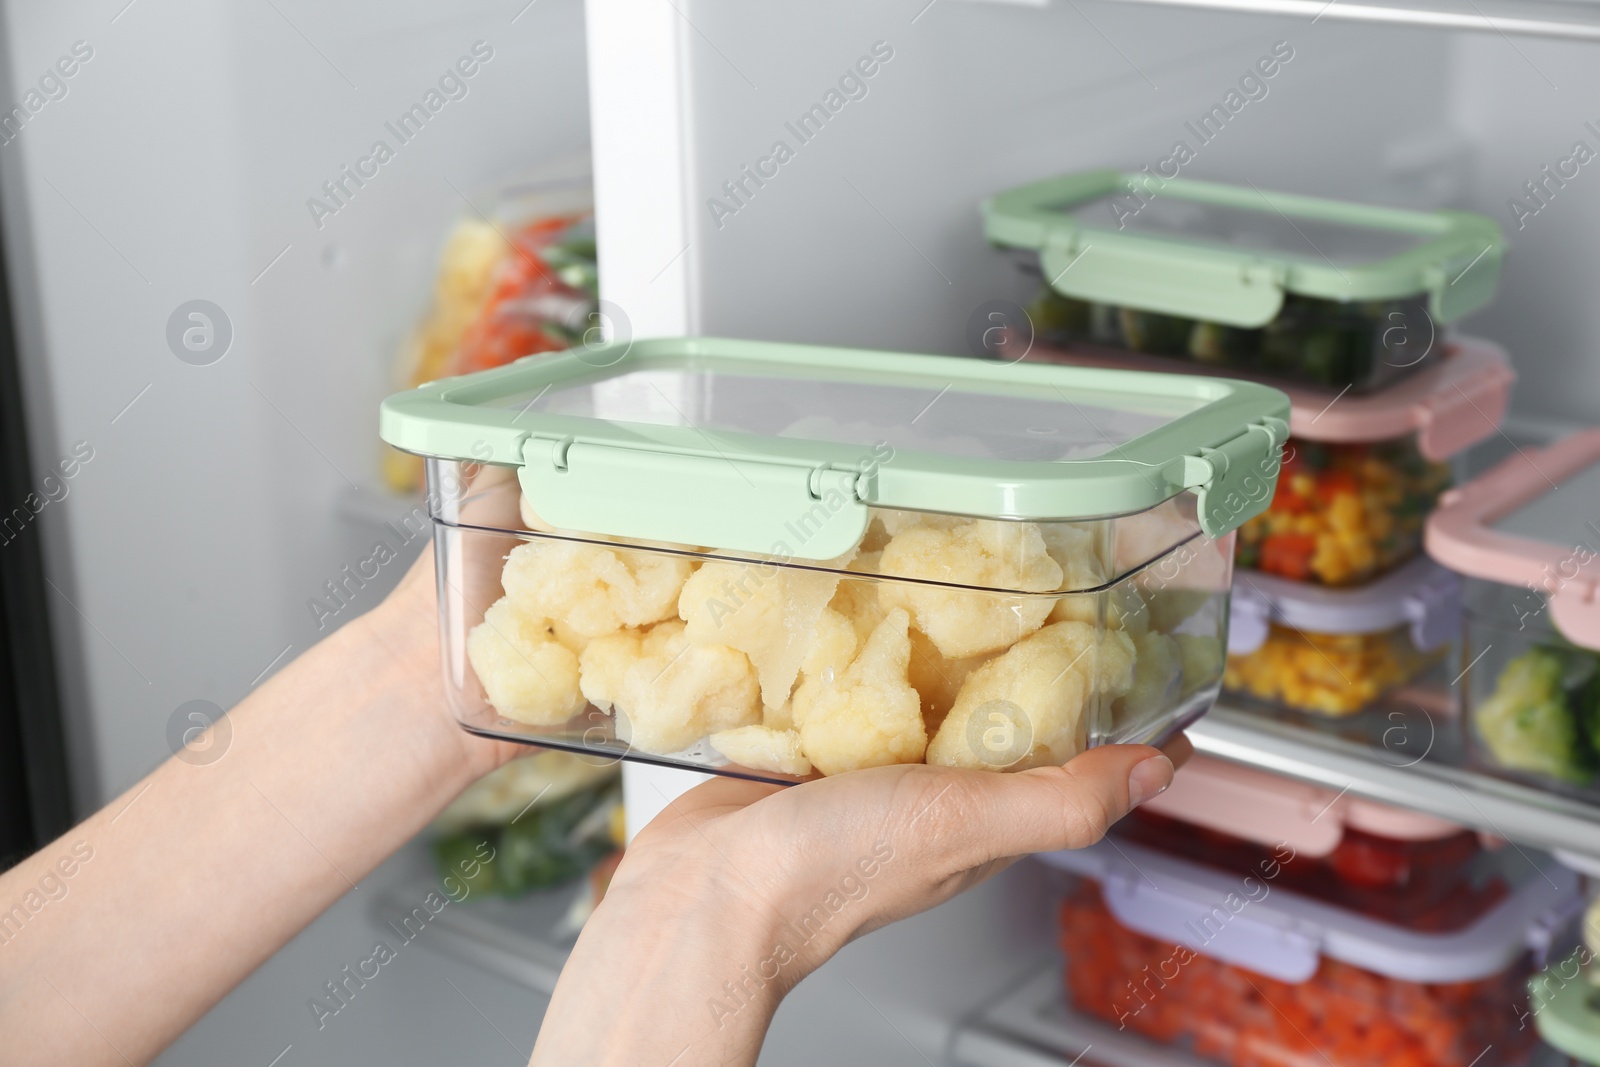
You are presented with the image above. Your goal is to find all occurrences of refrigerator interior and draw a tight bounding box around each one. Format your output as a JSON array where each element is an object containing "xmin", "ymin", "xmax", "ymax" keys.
[{"xmin": 5, "ymin": 0, "xmax": 1600, "ymax": 1063}]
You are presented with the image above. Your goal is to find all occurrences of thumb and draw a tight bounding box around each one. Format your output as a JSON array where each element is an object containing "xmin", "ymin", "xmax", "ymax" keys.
[{"xmin": 956, "ymin": 740, "xmax": 1182, "ymax": 862}]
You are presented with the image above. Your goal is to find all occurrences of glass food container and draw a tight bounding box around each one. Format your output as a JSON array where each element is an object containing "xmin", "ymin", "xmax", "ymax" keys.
[
  {"xmin": 379, "ymin": 337, "xmax": 1289, "ymax": 783},
  {"xmin": 1427, "ymin": 431, "xmax": 1600, "ymax": 792},
  {"xmin": 1225, "ymin": 558, "xmax": 1460, "ymax": 716},
  {"xmin": 1531, "ymin": 851, "xmax": 1600, "ymax": 1066},
  {"xmin": 1044, "ymin": 837, "xmax": 1577, "ymax": 1067},
  {"xmin": 983, "ymin": 169, "xmax": 1505, "ymax": 392},
  {"xmin": 1127, "ymin": 754, "xmax": 1498, "ymax": 925},
  {"xmin": 1027, "ymin": 336, "xmax": 1513, "ymax": 587}
]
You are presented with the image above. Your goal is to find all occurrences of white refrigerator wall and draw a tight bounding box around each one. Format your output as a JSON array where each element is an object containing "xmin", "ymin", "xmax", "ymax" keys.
[
  {"xmin": 664, "ymin": 0, "xmax": 1600, "ymax": 427},
  {"xmin": 0, "ymin": 0, "xmax": 591, "ymax": 810}
]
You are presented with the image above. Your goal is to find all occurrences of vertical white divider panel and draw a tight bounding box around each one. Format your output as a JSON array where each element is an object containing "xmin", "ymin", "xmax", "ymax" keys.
[{"xmin": 584, "ymin": 0, "xmax": 710, "ymax": 841}]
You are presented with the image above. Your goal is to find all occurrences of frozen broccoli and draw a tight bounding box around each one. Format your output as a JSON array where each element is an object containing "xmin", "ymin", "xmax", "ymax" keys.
[{"xmin": 1474, "ymin": 647, "xmax": 1597, "ymax": 783}]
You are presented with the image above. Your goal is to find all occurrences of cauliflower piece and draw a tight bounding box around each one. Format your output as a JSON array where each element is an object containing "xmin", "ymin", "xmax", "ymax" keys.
[
  {"xmin": 502, "ymin": 539, "xmax": 693, "ymax": 639},
  {"xmin": 1115, "ymin": 631, "xmax": 1182, "ymax": 732},
  {"xmin": 710, "ymin": 725, "xmax": 813, "ymax": 776},
  {"xmin": 879, "ymin": 510, "xmax": 963, "ymax": 537},
  {"xmin": 1049, "ymin": 584, "xmax": 1152, "ymax": 631},
  {"xmin": 678, "ymin": 557, "xmax": 847, "ymax": 709},
  {"xmin": 798, "ymin": 608, "xmax": 927, "ymax": 775},
  {"xmin": 908, "ymin": 627, "xmax": 989, "ymax": 735},
  {"xmin": 577, "ymin": 620, "xmax": 760, "ymax": 754},
  {"xmin": 928, "ymin": 623, "xmax": 1136, "ymax": 771},
  {"xmin": 1040, "ymin": 522, "xmax": 1111, "ymax": 591},
  {"xmin": 879, "ymin": 518, "xmax": 1064, "ymax": 658},
  {"xmin": 467, "ymin": 597, "xmax": 586, "ymax": 726},
  {"xmin": 1175, "ymin": 634, "xmax": 1224, "ymax": 696},
  {"xmin": 763, "ymin": 702, "xmax": 795, "ymax": 732},
  {"xmin": 791, "ymin": 606, "xmax": 863, "ymax": 729}
]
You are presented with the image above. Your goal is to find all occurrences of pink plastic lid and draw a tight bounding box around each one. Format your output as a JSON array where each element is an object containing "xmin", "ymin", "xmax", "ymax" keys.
[
  {"xmin": 1426, "ymin": 430, "xmax": 1600, "ymax": 650},
  {"xmin": 1029, "ymin": 336, "xmax": 1513, "ymax": 460},
  {"xmin": 1229, "ymin": 558, "xmax": 1461, "ymax": 655},
  {"xmin": 1141, "ymin": 754, "xmax": 1465, "ymax": 856}
]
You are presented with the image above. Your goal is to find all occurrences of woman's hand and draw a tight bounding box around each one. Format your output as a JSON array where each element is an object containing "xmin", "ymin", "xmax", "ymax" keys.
[{"xmin": 531, "ymin": 736, "xmax": 1188, "ymax": 1067}]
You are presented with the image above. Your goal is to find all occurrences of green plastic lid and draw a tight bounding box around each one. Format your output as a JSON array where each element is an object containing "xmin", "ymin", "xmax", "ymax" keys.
[
  {"xmin": 983, "ymin": 169, "xmax": 1505, "ymax": 328},
  {"xmin": 1532, "ymin": 965, "xmax": 1600, "ymax": 1064},
  {"xmin": 380, "ymin": 337, "xmax": 1288, "ymax": 560}
]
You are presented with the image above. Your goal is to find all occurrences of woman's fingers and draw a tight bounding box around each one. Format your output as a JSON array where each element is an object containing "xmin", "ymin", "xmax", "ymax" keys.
[{"xmin": 944, "ymin": 742, "xmax": 1178, "ymax": 864}]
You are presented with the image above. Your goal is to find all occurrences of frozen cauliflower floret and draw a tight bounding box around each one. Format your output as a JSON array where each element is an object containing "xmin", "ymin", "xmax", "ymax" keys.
[
  {"xmin": 467, "ymin": 597, "xmax": 586, "ymax": 726},
  {"xmin": 502, "ymin": 539, "xmax": 694, "ymax": 639},
  {"xmin": 879, "ymin": 510, "xmax": 964, "ymax": 537},
  {"xmin": 927, "ymin": 623, "xmax": 1136, "ymax": 771},
  {"xmin": 710, "ymin": 725, "xmax": 813, "ymax": 777},
  {"xmin": 879, "ymin": 518, "xmax": 1064, "ymax": 658},
  {"xmin": 908, "ymin": 627, "xmax": 989, "ymax": 735},
  {"xmin": 1115, "ymin": 631, "xmax": 1182, "ymax": 731},
  {"xmin": 678, "ymin": 556, "xmax": 848, "ymax": 709},
  {"xmin": 1040, "ymin": 523, "xmax": 1110, "ymax": 591},
  {"xmin": 799, "ymin": 608, "xmax": 927, "ymax": 775},
  {"xmin": 578, "ymin": 620, "xmax": 760, "ymax": 755},
  {"xmin": 1175, "ymin": 634, "xmax": 1225, "ymax": 696},
  {"xmin": 791, "ymin": 606, "xmax": 863, "ymax": 729}
]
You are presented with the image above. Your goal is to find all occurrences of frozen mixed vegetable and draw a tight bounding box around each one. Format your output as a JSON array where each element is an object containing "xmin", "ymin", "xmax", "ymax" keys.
[
  {"xmin": 430, "ymin": 752, "xmax": 621, "ymax": 899},
  {"xmin": 1062, "ymin": 882, "xmax": 1535, "ymax": 1067},
  {"xmin": 464, "ymin": 505, "xmax": 1218, "ymax": 777},
  {"xmin": 1474, "ymin": 646, "xmax": 1600, "ymax": 784},
  {"xmin": 1225, "ymin": 622, "xmax": 1436, "ymax": 717},
  {"xmin": 1237, "ymin": 437, "xmax": 1450, "ymax": 587},
  {"xmin": 1028, "ymin": 287, "xmax": 1434, "ymax": 392},
  {"xmin": 385, "ymin": 211, "xmax": 597, "ymax": 492}
]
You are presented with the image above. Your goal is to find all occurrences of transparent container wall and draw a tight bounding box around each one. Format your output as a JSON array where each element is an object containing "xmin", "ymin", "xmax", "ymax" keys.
[
  {"xmin": 1225, "ymin": 621, "xmax": 1439, "ymax": 717},
  {"xmin": 1119, "ymin": 811, "xmax": 1500, "ymax": 929},
  {"xmin": 1462, "ymin": 581, "xmax": 1600, "ymax": 794},
  {"xmin": 1013, "ymin": 190, "xmax": 1441, "ymax": 392},
  {"xmin": 1061, "ymin": 881, "xmax": 1536, "ymax": 1067},
  {"xmin": 1236, "ymin": 435, "xmax": 1451, "ymax": 587},
  {"xmin": 428, "ymin": 459, "xmax": 1232, "ymax": 783},
  {"xmin": 1025, "ymin": 287, "xmax": 1436, "ymax": 394}
]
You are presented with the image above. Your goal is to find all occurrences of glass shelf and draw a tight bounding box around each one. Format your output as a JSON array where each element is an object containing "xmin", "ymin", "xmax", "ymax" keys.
[
  {"xmin": 1088, "ymin": 0, "xmax": 1600, "ymax": 43},
  {"xmin": 1191, "ymin": 689, "xmax": 1600, "ymax": 860}
]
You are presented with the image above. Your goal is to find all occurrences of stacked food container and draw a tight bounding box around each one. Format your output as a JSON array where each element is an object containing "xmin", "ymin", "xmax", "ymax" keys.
[
  {"xmin": 1043, "ymin": 831, "xmax": 1574, "ymax": 1067},
  {"xmin": 1427, "ymin": 432, "xmax": 1600, "ymax": 792},
  {"xmin": 381, "ymin": 336, "xmax": 1288, "ymax": 782},
  {"xmin": 985, "ymin": 169, "xmax": 1511, "ymax": 722}
]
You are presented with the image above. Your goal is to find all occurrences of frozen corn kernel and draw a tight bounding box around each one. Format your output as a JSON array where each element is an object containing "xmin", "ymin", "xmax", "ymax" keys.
[
  {"xmin": 578, "ymin": 619, "xmax": 761, "ymax": 754},
  {"xmin": 710, "ymin": 725, "xmax": 813, "ymax": 776},
  {"xmin": 1225, "ymin": 622, "xmax": 1432, "ymax": 716},
  {"xmin": 798, "ymin": 607, "xmax": 927, "ymax": 775},
  {"xmin": 467, "ymin": 597, "xmax": 586, "ymax": 726},
  {"xmin": 502, "ymin": 538, "xmax": 694, "ymax": 639},
  {"xmin": 678, "ymin": 555, "xmax": 848, "ymax": 709},
  {"xmin": 879, "ymin": 517, "xmax": 1064, "ymax": 657},
  {"xmin": 927, "ymin": 622, "xmax": 1135, "ymax": 771}
]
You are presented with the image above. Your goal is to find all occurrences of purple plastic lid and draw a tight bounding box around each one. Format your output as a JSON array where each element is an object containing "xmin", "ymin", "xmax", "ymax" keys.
[{"xmin": 1229, "ymin": 558, "xmax": 1461, "ymax": 656}]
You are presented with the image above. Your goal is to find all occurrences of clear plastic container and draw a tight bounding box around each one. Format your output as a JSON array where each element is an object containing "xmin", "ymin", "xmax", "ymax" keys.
[
  {"xmin": 1028, "ymin": 338, "xmax": 1513, "ymax": 588},
  {"xmin": 1044, "ymin": 837, "xmax": 1576, "ymax": 1067},
  {"xmin": 984, "ymin": 170, "xmax": 1505, "ymax": 392},
  {"xmin": 1127, "ymin": 754, "xmax": 1495, "ymax": 925},
  {"xmin": 1224, "ymin": 559, "xmax": 1459, "ymax": 716},
  {"xmin": 1427, "ymin": 432, "xmax": 1600, "ymax": 792},
  {"xmin": 382, "ymin": 338, "xmax": 1289, "ymax": 782}
]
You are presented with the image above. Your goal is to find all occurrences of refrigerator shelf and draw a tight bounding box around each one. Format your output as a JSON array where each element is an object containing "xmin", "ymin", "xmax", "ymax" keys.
[
  {"xmin": 369, "ymin": 875, "xmax": 576, "ymax": 995},
  {"xmin": 1192, "ymin": 698, "xmax": 1600, "ymax": 861},
  {"xmin": 1068, "ymin": 0, "xmax": 1600, "ymax": 44}
]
